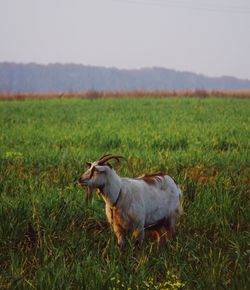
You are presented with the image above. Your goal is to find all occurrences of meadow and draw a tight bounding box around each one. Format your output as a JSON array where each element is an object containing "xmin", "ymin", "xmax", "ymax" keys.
[{"xmin": 0, "ymin": 97, "xmax": 249, "ymax": 289}]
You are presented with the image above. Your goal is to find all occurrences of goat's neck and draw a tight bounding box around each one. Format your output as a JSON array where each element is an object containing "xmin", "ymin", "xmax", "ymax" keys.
[{"xmin": 99, "ymin": 171, "xmax": 122, "ymax": 207}]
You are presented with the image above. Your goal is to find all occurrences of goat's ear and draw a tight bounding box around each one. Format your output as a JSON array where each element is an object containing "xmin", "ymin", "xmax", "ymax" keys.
[{"xmin": 94, "ymin": 165, "xmax": 107, "ymax": 173}]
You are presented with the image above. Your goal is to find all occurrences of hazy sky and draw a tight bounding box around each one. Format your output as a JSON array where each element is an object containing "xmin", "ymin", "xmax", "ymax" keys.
[{"xmin": 0, "ymin": 0, "xmax": 250, "ymax": 79}]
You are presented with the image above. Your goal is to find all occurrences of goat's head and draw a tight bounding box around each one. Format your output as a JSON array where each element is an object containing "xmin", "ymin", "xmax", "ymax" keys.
[{"xmin": 78, "ymin": 154, "xmax": 124, "ymax": 201}]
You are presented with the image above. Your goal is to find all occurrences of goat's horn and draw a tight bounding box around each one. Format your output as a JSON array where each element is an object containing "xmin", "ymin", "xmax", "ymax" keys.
[
  {"xmin": 98, "ymin": 154, "xmax": 125, "ymax": 165},
  {"xmin": 98, "ymin": 154, "xmax": 112, "ymax": 160}
]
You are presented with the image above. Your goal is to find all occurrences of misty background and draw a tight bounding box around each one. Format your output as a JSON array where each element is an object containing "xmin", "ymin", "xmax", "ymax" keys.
[{"xmin": 0, "ymin": 0, "xmax": 250, "ymax": 91}]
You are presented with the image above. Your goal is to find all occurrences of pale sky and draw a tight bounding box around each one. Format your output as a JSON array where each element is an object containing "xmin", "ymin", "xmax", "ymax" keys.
[{"xmin": 0, "ymin": 0, "xmax": 250, "ymax": 79}]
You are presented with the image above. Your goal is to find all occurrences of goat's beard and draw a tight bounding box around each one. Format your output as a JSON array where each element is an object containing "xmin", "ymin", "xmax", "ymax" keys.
[{"xmin": 86, "ymin": 186, "xmax": 94, "ymax": 203}]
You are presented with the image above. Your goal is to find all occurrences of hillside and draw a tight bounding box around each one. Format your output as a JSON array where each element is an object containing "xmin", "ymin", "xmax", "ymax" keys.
[{"xmin": 1, "ymin": 62, "xmax": 250, "ymax": 92}]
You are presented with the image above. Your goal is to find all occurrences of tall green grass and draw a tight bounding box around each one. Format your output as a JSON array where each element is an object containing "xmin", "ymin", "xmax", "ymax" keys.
[{"xmin": 0, "ymin": 97, "xmax": 249, "ymax": 289}]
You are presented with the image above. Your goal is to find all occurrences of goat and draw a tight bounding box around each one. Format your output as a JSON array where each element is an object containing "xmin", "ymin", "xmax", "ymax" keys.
[{"xmin": 78, "ymin": 154, "xmax": 182, "ymax": 249}]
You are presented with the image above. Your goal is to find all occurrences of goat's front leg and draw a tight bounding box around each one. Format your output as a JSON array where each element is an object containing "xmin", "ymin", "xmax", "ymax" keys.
[
  {"xmin": 113, "ymin": 224, "xmax": 126, "ymax": 250},
  {"xmin": 133, "ymin": 226, "xmax": 145, "ymax": 247},
  {"xmin": 137, "ymin": 228, "xmax": 145, "ymax": 246}
]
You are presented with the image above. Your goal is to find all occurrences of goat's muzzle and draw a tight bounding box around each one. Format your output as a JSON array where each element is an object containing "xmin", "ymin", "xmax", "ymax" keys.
[{"xmin": 77, "ymin": 178, "xmax": 89, "ymax": 186}]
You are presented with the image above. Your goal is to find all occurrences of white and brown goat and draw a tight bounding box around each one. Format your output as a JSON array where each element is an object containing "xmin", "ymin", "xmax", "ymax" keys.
[{"xmin": 78, "ymin": 154, "xmax": 182, "ymax": 249}]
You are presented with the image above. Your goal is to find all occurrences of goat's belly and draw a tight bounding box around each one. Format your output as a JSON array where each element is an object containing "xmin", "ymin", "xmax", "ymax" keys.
[{"xmin": 144, "ymin": 206, "xmax": 168, "ymax": 226}]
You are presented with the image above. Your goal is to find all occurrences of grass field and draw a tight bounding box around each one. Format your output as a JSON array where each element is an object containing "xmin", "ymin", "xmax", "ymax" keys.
[{"xmin": 0, "ymin": 97, "xmax": 249, "ymax": 289}]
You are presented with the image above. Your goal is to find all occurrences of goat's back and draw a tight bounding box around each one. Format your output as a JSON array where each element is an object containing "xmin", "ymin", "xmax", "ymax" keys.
[{"xmin": 120, "ymin": 175, "xmax": 182, "ymax": 226}]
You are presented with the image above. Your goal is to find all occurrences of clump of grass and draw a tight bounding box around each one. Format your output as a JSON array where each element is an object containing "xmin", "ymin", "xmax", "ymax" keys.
[
  {"xmin": 212, "ymin": 139, "xmax": 239, "ymax": 151},
  {"xmin": 151, "ymin": 137, "xmax": 188, "ymax": 151}
]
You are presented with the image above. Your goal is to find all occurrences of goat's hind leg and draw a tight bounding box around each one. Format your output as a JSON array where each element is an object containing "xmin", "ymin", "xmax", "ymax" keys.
[
  {"xmin": 168, "ymin": 212, "xmax": 178, "ymax": 239},
  {"xmin": 158, "ymin": 225, "xmax": 169, "ymax": 245},
  {"xmin": 150, "ymin": 225, "xmax": 167, "ymax": 246}
]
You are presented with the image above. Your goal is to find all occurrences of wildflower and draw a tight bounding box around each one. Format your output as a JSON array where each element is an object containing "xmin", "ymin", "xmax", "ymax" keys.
[{"xmin": 143, "ymin": 280, "xmax": 150, "ymax": 288}]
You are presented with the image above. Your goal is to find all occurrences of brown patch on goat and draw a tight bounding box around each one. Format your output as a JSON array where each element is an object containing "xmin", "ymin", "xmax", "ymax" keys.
[{"xmin": 137, "ymin": 172, "xmax": 166, "ymax": 185}]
